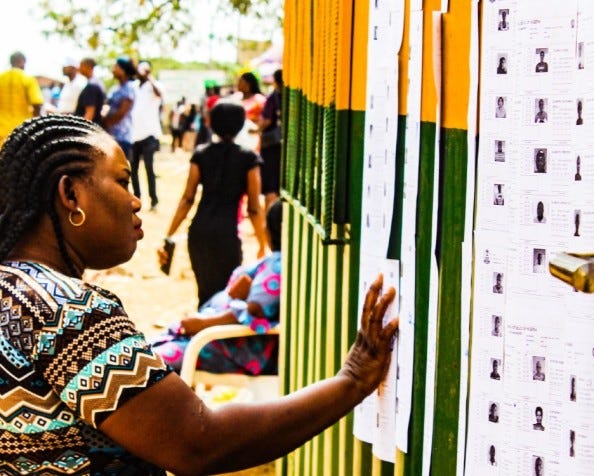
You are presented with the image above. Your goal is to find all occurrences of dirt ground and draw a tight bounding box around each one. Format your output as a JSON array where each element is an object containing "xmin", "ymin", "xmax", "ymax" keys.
[
  {"xmin": 87, "ymin": 141, "xmax": 275, "ymax": 476},
  {"xmin": 87, "ymin": 143, "xmax": 261, "ymax": 337}
]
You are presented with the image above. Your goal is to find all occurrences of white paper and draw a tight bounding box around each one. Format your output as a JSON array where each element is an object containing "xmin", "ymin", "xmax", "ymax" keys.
[
  {"xmin": 353, "ymin": 0, "xmax": 407, "ymax": 463},
  {"xmin": 466, "ymin": 1, "xmax": 594, "ymax": 475},
  {"xmin": 395, "ymin": 5, "xmax": 424, "ymax": 455},
  {"xmin": 372, "ymin": 260, "xmax": 401, "ymax": 463}
]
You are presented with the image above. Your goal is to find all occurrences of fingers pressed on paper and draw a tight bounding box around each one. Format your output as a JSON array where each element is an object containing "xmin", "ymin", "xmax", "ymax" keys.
[
  {"xmin": 361, "ymin": 275, "xmax": 383, "ymax": 328},
  {"xmin": 370, "ymin": 287, "xmax": 396, "ymax": 326},
  {"xmin": 382, "ymin": 317, "xmax": 400, "ymax": 341}
]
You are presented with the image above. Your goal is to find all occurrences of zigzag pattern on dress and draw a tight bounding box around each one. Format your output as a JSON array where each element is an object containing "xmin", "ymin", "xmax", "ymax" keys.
[
  {"xmin": 0, "ymin": 448, "xmax": 90, "ymax": 475},
  {"xmin": 0, "ymin": 386, "xmax": 76, "ymax": 434},
  {"xmin": 60, "ymin": 336, "xmax": 167, "ymax": 426},
  {"xmin": 8, "ymin": 261, "xmax": 82, "ymax": 302},
  {"xmin": 0, "ymin": 262, "xmax": 168, "ymax": 474},
  {"xmin": 42, "ymin": 315, "xmax": 137, "ymax": 388}
]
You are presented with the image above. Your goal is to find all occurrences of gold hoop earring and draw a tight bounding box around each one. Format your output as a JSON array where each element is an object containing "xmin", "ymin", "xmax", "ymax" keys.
[{"xmin": 68, "ymin": 207, "xmax": 86, "ymax": 227}]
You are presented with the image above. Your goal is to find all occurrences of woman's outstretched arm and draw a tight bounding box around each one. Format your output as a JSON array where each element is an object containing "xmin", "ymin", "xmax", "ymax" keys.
[{"xmin": 100, "ymin": 274, "xmax": 398, "ymax": 475}]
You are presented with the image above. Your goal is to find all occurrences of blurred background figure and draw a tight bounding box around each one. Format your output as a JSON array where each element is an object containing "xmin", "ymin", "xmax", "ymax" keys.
[
  {"xmin": 0, "ymin": 51, "xmax": 43, "ymax": 144},
  {"xmin": 74, "ymin": 58, "xmax": 105, "ymax": 125},
  {"xmin": 169, "ymin": 97, "xmax": 186, "ymax": 152},
  {"xmin": 57, "ymin": 56, "xmax": 86, "ymax": 114},
  {"xmin": 237, "ymin": 71, "xmax": 266, "ymax": 150},
  {"xmin": 196, "ymin": 82, "xmax": 221, "ymax": 146},
  {"xmin": 131, "ymin": 60, "xmax": 163, "ymax": 211},
  {"xmin": 181, "ymin": 102, "xmax": 197, "ymax": 151},
  {"xmin": 160, "ymin": 102, "xmax": 267, "ymax": 308},
  {"xmin": 74, "ymin": 57, "xmax": 105, "ymax": 125},
  {"xmin": 258, "ymin": 69, "xmax": 283, "ymax": 209},
  {"xmin": 103, "ymin": 56, "xmax": 136, "ymax": 159}
]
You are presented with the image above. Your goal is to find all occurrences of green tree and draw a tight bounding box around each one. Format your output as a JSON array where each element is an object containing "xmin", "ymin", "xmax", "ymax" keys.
[
  {"xmin": 39, "ymin": 0, "xmax": 192, "ymax": 56},
  {"xmin": 223, "ymin": 0, "xmax": 283, "ymax": 23},
  {"xmin": 38, "ymin": 0, "xmax": 283, "ymax": 58}
]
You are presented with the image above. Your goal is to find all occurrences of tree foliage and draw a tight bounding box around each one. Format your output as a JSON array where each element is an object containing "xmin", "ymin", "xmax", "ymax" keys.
[
  {"xmin": 38, "ymin": 0, "xmax": 283, "ymax": 59},
  {"xmin": 225, "ymin": 0, "xmax": 283, "ymax": 19},
  {"xmin": 39, "ymin": 0, "xmax": 194, "ymax": 57}
]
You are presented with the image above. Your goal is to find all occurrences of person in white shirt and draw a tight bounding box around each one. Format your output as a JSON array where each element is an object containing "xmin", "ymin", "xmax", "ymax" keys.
[
  {"xmin": 57, "ymin": 57, "xmax": 87, "ymax": 114},
  {"xmin": 131, "ymin": 60, "xmax": 163, "ymax": 211}
]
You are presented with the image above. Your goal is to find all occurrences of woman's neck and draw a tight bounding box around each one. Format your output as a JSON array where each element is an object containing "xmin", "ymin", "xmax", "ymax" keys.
[
  {"xmin": 6, "ymin": 251, "xmax": 80, "ymax": 278},
  {"xmin": 7, "ymin": 233, "xmax": 84, "ymax": 278}
]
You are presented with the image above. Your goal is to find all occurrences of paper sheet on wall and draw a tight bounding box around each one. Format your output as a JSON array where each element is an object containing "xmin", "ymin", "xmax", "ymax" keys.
[
  {"xmin": 395, "ymin": 6, "xmax": 423, "ymax": 454},
  {"xmin": 371, "ymin": 260, "xmax": 400, "ymax": 463},
  {"xmin": 353, "ymin": 0, "xmax": 407, "ymax": 462},
  {"xmin": 466, "ymin": 1, "xmax": 594, "ymax": 474}
]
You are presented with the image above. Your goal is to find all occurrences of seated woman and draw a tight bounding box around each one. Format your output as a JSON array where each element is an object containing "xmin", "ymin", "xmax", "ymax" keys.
[{"xmin": 152, "ymin": 200, "xmax": 282, "ymax": 374}]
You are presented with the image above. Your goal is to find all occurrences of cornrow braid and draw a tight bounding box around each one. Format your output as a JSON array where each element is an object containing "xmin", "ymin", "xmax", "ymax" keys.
[{"xmin": 0, "ymin": 115, "xmax": 104, "ymax": 275}]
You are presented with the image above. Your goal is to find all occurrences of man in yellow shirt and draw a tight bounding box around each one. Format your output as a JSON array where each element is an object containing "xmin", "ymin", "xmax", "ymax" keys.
[{"xmin": 0, "ymin": 52, "xmax": 44, "ymax": 144}]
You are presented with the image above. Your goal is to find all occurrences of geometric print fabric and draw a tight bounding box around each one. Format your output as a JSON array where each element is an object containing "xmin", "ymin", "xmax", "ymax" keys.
[{"xmin": 0, "ymin": 261, "xmax": 169, "ymax": 474}]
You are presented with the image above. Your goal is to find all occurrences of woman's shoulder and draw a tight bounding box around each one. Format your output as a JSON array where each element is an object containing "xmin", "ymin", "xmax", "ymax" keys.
[
  {"xmin": 123, "ymin": 80, "xmax": 136, "ymax": 94},
  {"xmin": 190, "ymin": 143, "xmax": 210, "ymax": 161},
  {"xmin": 238, "ymin": 146, "xmax": 263, "ymax": 168}
]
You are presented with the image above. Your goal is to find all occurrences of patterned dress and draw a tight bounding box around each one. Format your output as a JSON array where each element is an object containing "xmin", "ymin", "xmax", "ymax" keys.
[
  {"xmin": 151, "ymin": 251, "xmax": 281, "ymax": 374},
  {"xmin": 0, "ymin": 261, "xmax": 169, "ymax": 475}
]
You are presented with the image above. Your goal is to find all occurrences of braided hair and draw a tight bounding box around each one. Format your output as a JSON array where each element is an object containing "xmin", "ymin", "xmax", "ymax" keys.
[{"xmin": 0, "ymin": 115, "xmax": 104, "ymax": 276}]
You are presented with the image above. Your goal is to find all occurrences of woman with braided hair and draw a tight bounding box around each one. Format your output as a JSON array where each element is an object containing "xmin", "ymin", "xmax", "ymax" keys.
[{"xmin": 0, "ymin": 116, "xmax": 399, "ymax": 475}]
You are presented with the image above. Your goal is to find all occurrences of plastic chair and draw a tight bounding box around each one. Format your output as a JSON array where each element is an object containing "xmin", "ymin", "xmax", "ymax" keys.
[{"xmin": 179, "ymin": 324, "xmax": 280, "ymax": 407}]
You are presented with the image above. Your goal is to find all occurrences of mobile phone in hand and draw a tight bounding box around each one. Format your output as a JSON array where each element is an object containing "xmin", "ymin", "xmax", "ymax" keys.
[{"xmin": 160, "ymin": 238, "xmax": 176, "ymax": 275}]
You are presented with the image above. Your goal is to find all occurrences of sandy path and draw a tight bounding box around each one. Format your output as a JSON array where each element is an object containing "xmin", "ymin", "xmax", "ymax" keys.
[{"xmin": 87, "ymin": 146, "xmax": 260, "ymax": 338}]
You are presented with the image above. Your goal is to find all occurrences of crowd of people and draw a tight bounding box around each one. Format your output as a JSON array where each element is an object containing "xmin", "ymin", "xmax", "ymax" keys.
[
  {"xmin": 0, "ymin": 52, "xmax": 284, "ymax": 214},
  {"xmin": 0, "ymin": 51, "xmax": 399, "ymax": 473},
  {"xmin": 0, "ymin": 51, "xmax": 284, "ymax": 319}
]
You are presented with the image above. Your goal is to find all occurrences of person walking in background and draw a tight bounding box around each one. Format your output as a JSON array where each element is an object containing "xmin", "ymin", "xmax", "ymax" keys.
[
  {"xmin": 56, "ymin": 57, "xmax": 87, "ymax": 114},
  {"xmin": 74, "ymin": 57, "xmax": 106, "ymax": 125},
  {"xmin": 198, "ymin": 83, "xmax": 221, "ymax": 145},
  {"xmin": 160, "ymin": 102, "xmax": 268, "ymax": 308},
  {"xmin": 0, "ymin": 51, "xmax": 43, "ymax": 144},
  {"xmin": 103, "ymin": 56, "xmax": 136, "ymax": 159},
  {"xmin": 259, "ymin": 69, "xmax": 283, "ymax": 209},
  {"xmin": 235, "ymin": 72, "xmax": 267, "ymax": 222},
  {"xmin": 131, "ymin": 60, "xmax": 163, "ymax": 211},
  {"xmin": 206, "ymin": 84, "xmax": 221, "ymax": 111},
  {"xmin": 182, "ymin": 103, "xmax": 197, "ymax": 150},
  {"xmin": 169, "ymin": 98, "xmax": 185, "ymax": 152},
  {"xmin": 238, "ymin": 72, "xmax": 266, "ymax": 133}
]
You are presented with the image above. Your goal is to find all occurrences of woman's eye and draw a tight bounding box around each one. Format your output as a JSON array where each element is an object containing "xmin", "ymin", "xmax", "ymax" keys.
[{"xmin": 119, "ymin": 179, "xmax": 130, "ymax": 189}]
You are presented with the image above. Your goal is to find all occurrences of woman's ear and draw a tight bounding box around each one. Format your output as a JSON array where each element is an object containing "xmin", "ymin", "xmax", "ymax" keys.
[{"xmin": 56, "ymin": 175, "xmax": 79, "ymax": 212}]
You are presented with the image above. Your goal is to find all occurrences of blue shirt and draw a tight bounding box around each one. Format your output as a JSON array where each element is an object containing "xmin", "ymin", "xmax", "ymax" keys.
[{"xmin": 106, "ymin": 80, "xmax": 135, "ymax": 143}]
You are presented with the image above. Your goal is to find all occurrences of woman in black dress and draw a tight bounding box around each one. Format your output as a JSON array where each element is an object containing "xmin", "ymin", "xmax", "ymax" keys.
[{"xmin": 161, "ymin": 103, "xmax": 267, "ymax": 307}]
